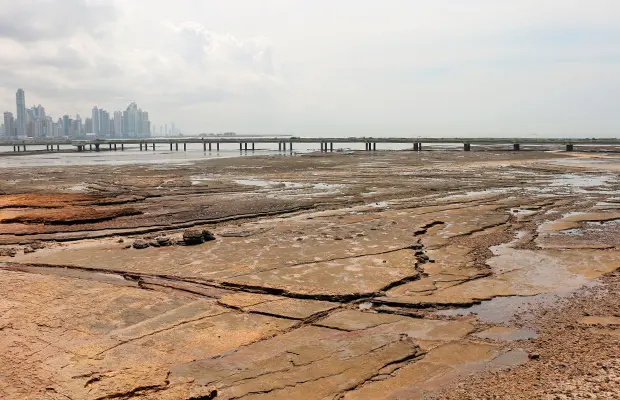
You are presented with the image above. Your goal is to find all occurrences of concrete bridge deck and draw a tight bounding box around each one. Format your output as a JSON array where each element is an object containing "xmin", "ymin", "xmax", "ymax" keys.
[{"xmin": 1, "ymin": 137, "xmax": 620, "ymax": 152}]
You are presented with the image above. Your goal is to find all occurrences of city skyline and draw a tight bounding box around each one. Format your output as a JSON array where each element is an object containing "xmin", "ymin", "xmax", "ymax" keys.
[{"xmin": 1, "ymin": 88, "xmax": 181, "ymax": 139}]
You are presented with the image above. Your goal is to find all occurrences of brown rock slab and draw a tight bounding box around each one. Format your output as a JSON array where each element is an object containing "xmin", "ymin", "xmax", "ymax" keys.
[{"xmin": 246, "ymin": 298, "xmax": 339, "ymax": 319}]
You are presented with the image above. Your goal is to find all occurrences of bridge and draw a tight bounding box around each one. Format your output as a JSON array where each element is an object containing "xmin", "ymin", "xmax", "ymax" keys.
[{"xmin": 1, "ymin": 137, "xmax": 620, "ymax": 153}]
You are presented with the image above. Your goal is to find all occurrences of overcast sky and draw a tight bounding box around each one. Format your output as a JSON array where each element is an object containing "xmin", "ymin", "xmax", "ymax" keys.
[{"xmin": 0, "ymin": 0, "xmax": 619, "ymax": 137}]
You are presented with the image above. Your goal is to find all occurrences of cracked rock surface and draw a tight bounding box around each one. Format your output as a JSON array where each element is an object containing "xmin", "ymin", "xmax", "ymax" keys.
[{"xmin": 1, "ymin": 150, "xmax": 619, "ymax": 399}]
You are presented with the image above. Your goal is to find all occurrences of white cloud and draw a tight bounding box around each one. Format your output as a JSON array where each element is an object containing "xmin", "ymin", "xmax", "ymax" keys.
[{"xmin": 0, "ymin": 0, "xmax": 619, "ymax": 136}]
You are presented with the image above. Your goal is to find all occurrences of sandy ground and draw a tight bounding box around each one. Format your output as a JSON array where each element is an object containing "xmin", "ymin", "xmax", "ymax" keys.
[{"xmin": 0, "ymin": 149, "xmax": 618, "ymax": 399}]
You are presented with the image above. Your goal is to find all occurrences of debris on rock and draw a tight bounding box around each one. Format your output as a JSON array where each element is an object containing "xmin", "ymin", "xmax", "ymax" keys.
[
  {"xmin": 0, "ymin": 248, "xmax": 17, "ymax": 257},
  {"xmin": 23, "ymin": 246, "xmax": 35, "ymax": 254},
  {"xmin": 156, "ymin": 235, "xmax": 173, "ymax": 246},
  {"xmin": 183, "ymin": 229, "xmax": 204, "ymax": 245},
  {"xmin": 202, "ymin": 230, "xmax": 216, "ymax": 242},
  {"xmin": 132, "ymin": 239, "xmax": 150, "ymax": 249}
]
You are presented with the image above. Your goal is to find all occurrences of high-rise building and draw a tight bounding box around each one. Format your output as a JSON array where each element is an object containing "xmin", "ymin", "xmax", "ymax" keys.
[
  {"xmin": 16, "ymin": 89, "xmax": 26, "ymax": 137},
  {"xmin": 3, "ymin": 112, "xmax": 15, "ymax": 138},
  {"xmin": 92, "ymin": 106, "xmax": 100, "ymax": 135},
  {"xmin": 113, "ymin": 111, "xmax": 123, "ymax": 137},
  {"xmin": 45, "ymin": 117, "xmax": 53, "ymax": 137},
  {"xmin": 62, "ymin": 115, "xmax": 71, "ymax": 137},
  {"xmin": 75, "ymin": 115, "xmax": 82, "ymax": 137}
]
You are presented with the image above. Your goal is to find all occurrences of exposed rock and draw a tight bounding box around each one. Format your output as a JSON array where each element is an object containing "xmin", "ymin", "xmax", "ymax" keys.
[
  {"xmin": 149, "ymin": 240, "xmax": 161, "ymax": 248},
  {"xmin": 132, "ymin": 239, "xmax": 150, "ymax": 249},
  {"xmin": 202, "ymin": 230, "xmax": 216, "ymax": 242},
  {"xmin": 117, "ymin": 238, "xmax": 125, "ymax": 243},
  {"xmin": 0, "ymin": 248, "xmax": 17, "ymax": 257},
  {"xmin": 23, "ymin": 246, "xmax": 35, "ymax": 254},
  {"xmin": 156, "ymin": 235, "xmax": 173, "ymax": 246},
  {"xmin": 30, "ymin": 241, "xmax": 46, "ymax": 250},
  {"xmin": 188, "ymin": 386, "xmax": 218, "ymax": 399},
  {"xmin": 183, "ymin": 229, "xmax": 204, "ymax": 245}
]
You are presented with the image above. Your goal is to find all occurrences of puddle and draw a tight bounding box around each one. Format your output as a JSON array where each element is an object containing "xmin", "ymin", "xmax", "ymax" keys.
[
  {"xmin": 437, "ymin": 293, "xmax": 563, "ymax": 323},
  {"xmin": 474, "ymin": 327, "xmax": 537, "ymax": 341}
]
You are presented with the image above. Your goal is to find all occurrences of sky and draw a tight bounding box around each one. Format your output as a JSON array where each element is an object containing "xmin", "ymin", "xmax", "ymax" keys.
[{"xmin": 0, "ymin": 0, "xmax": 619, "ymax": 137}]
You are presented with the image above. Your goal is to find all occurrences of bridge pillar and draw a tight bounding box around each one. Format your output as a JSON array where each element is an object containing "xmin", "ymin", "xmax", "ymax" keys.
[
  {"xmin": 109, "ymin": 144, "xmax": 112, "ymax": 150},
  {"xmin": 244, "ymin": 143, "xmax": 247, "ymax": 151},
  {"xmin": 183, "ymin": 143, "xmax": 187, "ymax": 151},
  {"xmin": 114, "ymin": 143, "xmax": 117, "ymax": 151},
  {"xmin": 566, "ymin": 144, "xmax": 574, "ymax": 152},
  {"xmin": 209, "ymin": 143, "xmax": 212, "ymax": 151},
  {"xmin": 170, "ymin": 142, "xmax": 173, "ymax": 151},
  {"xmin": 95, "ymin": 144, "xmax": 100, "ymax": 152},
  {"xmin": 152, "ymin": 143, "xmax": 155, "ymax": 150},
  {"xmin": 121, "ymin": 143, "xmax": 124, "ymax": 151},
  {"xmin": 513, "ymin": 143, "xmax": 520, "ymax": 151},
  {"xmin": 330, "ymin": 143, "xmax": 334, "ymax": 152},
  {"xmin": 89, "ymin": 144, "xmax": 92, "ymax": 151},
  {"xmin": 217, "ymin": 142, "xmax": 220, "ymax": 151},
  {"xmin": 289, "ymin": 142, "xmax": 293, "ymax": 152},
  {"xmin": 278, "ymin": 142, "xmax": 282, "ymax": 151},
  {"xmin": 175, "ymin": 143, "xmax": 179, "ymax": 151},
  {"xmin": 252, "ymin": 143, "xmax": 255, "ymax": 151},
  {"xmin": 464, "ymin": 143, "xmax": 471, "ymax": 152},
  {"xmin": 373, "ymin": 143, "xmax": 377, "ymax": 151},
  {"xmin": 57, "ymin": 145, "xmax": 60, "ymax": 151},
  {"xmin": 283, "ymin": 142, "xmax": 287, "ymax": 151},
  {"xmin": 203, "ymin": 141, "xmax": 206, "ymax": 152},
  {"xmin": 13, "ymin": 146, "xmax": 16, "ymax": 152},
  {"xmin": 240, "ymin": 143, "xmax": 243, "ymax": 151},
  {"xmin": 139, "ymin": 143, "xmax": 142, "ymax": 151}
]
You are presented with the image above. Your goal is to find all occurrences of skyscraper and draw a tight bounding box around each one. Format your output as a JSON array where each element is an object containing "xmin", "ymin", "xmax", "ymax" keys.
[
  {"xmin": 16, "ymin": 89, "xmax": 26, "ymax": 137},
  {"xmin": 113, "ymin": 111, "xmax": 123, "ymax": 137},
  {"xmin": 3, "ymin": 112, "xmax": 15, "ymax": 138},
  {"xmin": 75, "ymin": 115, "xmax": 82, "ymax": 137},
  {"xmin": 92, "ymin": 106, "xmax": 100, "ymax": 135}
]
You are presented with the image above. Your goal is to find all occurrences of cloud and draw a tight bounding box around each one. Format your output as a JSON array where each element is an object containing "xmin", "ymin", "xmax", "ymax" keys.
[
  {"xmin": 0, "ymin": 0, "xmax": 117, "ymax": 42},
  {"xmin": 0, "ymin": 0, "xmax": 619, "ymax": 136}
]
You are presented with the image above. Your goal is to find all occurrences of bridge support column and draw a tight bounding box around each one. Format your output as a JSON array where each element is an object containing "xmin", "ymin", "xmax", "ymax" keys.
[
  {"xmin": 373, "ymin": 143, "xmax": 377, "ymax": 151},
  {"xmin": 121, "ymin": 143, "xmax": 124, "ymax": 151},
  {"xmin": 289, "ymin": 143, "xmax": 293, "ymax": 152},
  {"xmin": 203, "ymin": 141, "xmax": 206, "ymax": 152},
  {"xmin": 464, "ymin": 143, "xmax": 471, "ymax": 151},
  {"xmin": 13, "ymin": 146, "xmax": 16, "ymax": 152},
  {"xmin": 566, "ymin": 144, "xmax": 574, "ymax": 152},
  {"xmin": 240, "ymin": 143, "xmax": 243, "ymax": 151},
  {"xmin": 139, "ymin": 143, "xmax": 142, "ymax": 151},
  {"xmin": 152, "ymin": 143, "xmax": 155, "ymax": 150},
  {"xmin": 321, "ymin": 142, "xmax": 325, "ymax": 152},
  {"xmin": 175, "ymin": 143, "xmax": 179, "ymax": 151},
  {"xmin": 217, "ymin": 143, "xmax": 220, "ymax": 151},
  {"xmin": 513, "ymin": 143, "xmax": 520, "ymax": 151},
  {"xmin": 413, "ymin": 143, "xmax": 418, "ymax": 151},
  {"xmin": 89, "ymin": 144, "xmax": 92, "ymax": 151},
  {"xmin": 418, "ymin": 143, "xmax": 422, "ymax": 151},
  {"xmin": 114, "ymin": 143, "xmax": 117, "ymax": 151},
  {"xmin": 57, "ymin": 145, "xmax": 60, "ymax": 151},
  {"xmin": 252, "ymin": 143, "xmax": 255, "ymax": 152},
  {"xmin": 95, "ymin": 144, "xmax": 100, "ymax": 152},
  {"xmin": 278, "ymin": 142, "xmax": 282, "ymax": 151},
  {"xmin": 170, "ymin": 142, "xmax": 173, "ymax": 151},
  {"xmin": 183, "ymin": 143, "xmax": 187, "ymax": 151},
  {"xmin": 283, "ymin": 142, "xmax": 287, "ymax": 151},
  {"xmin": 209, "ymin": 143, "xmax": 212, "ymax": 151},
  {"xmin": 109, "ymin": 144, "xmax": 112, "ymax": 150}
]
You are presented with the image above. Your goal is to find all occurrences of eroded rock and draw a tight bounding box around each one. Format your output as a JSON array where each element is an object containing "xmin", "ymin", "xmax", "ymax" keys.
[{"xmin": 132, "ymin": 239, "xmax": 150, "ymax": 249}]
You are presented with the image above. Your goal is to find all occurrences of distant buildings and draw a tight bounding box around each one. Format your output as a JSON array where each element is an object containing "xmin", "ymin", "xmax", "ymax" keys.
[
  {"xmin": 1, "ymin": 88, "xmax": 167, "ymax": 139},
  {"xmin": 16, "ymin": 89, "xmax": 26, "ymax": 137},
  {"xmin": 3, "ymin": 112, "xmax": 14, "ymax": 137}
]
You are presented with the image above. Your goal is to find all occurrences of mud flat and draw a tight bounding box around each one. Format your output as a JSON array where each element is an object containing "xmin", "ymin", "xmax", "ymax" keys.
[{"xmin": 0, "ymin": 150, "xmax": 619, "ymax": 399}]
